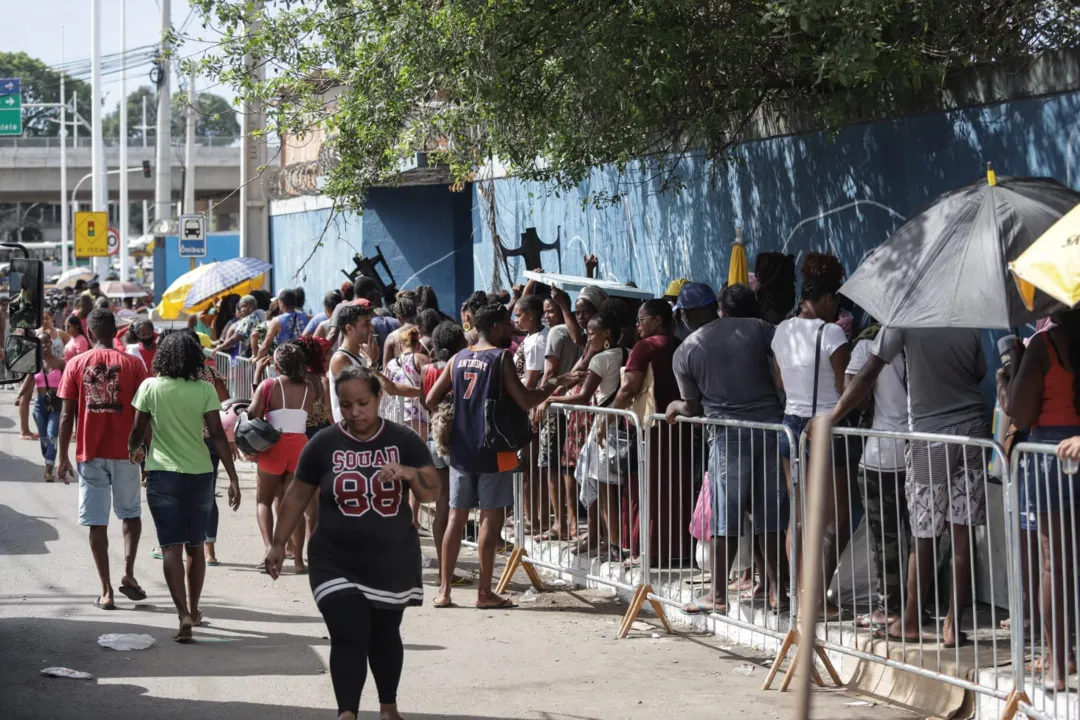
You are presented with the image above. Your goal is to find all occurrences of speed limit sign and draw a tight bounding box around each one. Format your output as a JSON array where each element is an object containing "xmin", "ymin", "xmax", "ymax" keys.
[{"xmin": 107, "ymin": 227, "xmax": 120, "ymax": 256}]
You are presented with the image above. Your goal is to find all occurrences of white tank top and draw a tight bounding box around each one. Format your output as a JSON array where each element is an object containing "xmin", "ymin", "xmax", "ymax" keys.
[
  {"xmin": 266, "ymin": 377, "xmax": 309, "ymax": 434},
  {"xmin": 328, "ymin": 349, "xmax": 366, "ymax": 423}
]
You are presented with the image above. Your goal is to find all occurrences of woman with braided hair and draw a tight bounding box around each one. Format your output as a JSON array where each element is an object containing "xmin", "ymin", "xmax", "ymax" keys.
[
  {"xmin": 247, "ymin": 341, "xmax": 317, "ymax": 573},
  {"xmin": 771, "ymin": 251, "xmax": 852, "ymax": 619}
]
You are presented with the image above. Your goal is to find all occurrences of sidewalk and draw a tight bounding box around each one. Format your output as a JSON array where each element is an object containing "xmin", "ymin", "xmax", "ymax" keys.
[{"xmin": 0, "ymin": 395, "xmax": 918, "ymax": 719}]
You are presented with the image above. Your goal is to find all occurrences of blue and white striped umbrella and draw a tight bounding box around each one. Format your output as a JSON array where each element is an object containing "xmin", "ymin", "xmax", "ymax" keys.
[{"xmin": 182, "ymin": 257, "xmax": 272, "ymax": 311}]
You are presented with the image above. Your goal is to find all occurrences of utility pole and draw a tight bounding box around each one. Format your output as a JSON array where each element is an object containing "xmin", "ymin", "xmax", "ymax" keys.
[
  {"xmin": 140, "ymin": 95, "xmax": 149, "ymax": 234},
  {"xmin": 184, "ymin": 68, "xmax": 195, "ymax": 215},
  {"xmin": 59, "ymin": 25, "xmax": 68, "ymax": 274},
  {"xmin": 90, "ymin": 0, "xmax": 108, "ymax": 279},
  {"xmin": 118, "ymin": 0, "xmax": 130, "ymax": 282},
  {"xmin": 185, "ymin": 68, "xmax": 196, "ymax": 271},
  {"xmin": 153, "ymin": 0, "xmax": 172, "ymax": 244},
  {"xmin": 239, "ymin": 0, "xmax": 267, "ymax": 260}
]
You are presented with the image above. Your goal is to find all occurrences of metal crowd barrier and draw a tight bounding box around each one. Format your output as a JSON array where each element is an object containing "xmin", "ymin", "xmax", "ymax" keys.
[
  {"xmin": 1010, "ymin": 442, "xmax": 1080, "ymax": 720},
  {"xmin": 776, "ymin": 426, "xmax": 1014, "ymax": 707},
  {"xmin": 382, "ymin": 388, "xmax": 487, "ymax": 552},
  {"xmin": 642, "ymin": 415, "xmax": 797, "ymax": 646},
  {"xmin": 497, "ymin": 404, "xmax": 657, "ymax": 631}
]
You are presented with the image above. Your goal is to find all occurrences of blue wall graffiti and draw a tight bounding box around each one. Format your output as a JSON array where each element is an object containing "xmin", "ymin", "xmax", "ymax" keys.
[
  {"xmin": 270, "ymin": 185, "xmax": 474, "ymax": 313},
  {"xmin": 471, "ymin": 89, "xmax": 1080, "ymax": 298}
]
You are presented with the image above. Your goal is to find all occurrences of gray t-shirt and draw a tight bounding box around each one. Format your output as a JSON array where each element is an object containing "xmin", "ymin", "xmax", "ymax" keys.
[
  {"xmin": 672, "ymin": 317, "xmax": 783, "ymax": 422},
  {"xmin": 545, "ymin": 323, "xmax": 580, "ymax": 376},
  {"xmin": 871, "ymin": 327, "xmax": 988, "ymax": 432}
]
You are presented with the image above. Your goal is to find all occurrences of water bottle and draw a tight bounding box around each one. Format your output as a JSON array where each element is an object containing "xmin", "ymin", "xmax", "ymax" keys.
[{"xmin": 1062, "ymin": 455, "xmax": 1080, "ymax": 476}]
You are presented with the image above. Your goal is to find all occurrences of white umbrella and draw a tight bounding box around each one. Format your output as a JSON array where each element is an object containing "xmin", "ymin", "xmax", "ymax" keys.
[{"xmin": 55, "ymin": 267, "xmax": 97, "ymax": 289}]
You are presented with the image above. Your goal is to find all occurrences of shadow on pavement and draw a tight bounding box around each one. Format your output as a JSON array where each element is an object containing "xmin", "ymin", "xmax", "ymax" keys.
[
  {"xmin": 0, "ymin": 455, "xmax": 49, "ymax": 483},
  {"xmin": 0, "ymin": 616, "xmax": 330, "ymax": 683},
  {"xmin": 2, "ymin": 679, "xmax": 559, "ymax": 720},
  {"xmin": 0, "ymin": 504, "xmax": 59, "ymax": 555}
]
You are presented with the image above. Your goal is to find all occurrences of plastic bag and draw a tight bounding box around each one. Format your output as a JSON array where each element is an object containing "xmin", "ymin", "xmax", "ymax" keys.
[{"xmin": 97, "ymin": 633, "xmax": 156, "ymax": 651}]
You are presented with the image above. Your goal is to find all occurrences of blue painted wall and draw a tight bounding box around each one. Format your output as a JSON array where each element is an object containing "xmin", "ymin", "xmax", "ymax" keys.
[
  {"xmin": 270, "ymin": 185, "xmax": 474, "ymax": 314},
  {"xmin": 154, "ymin": 233, "xmax": 241, "ymax": 299},
  {"xmin": 471, "ymin": 90, "xmax": 1080, "ymax": 300}
]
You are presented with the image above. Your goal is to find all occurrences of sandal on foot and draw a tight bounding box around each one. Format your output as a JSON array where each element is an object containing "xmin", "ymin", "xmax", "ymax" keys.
[
  {"xmin": 118, "ymin": 583, "xmax": 147, "ymax": 602},
  {"xmin": 476, "ymin": 597, "xmax": 516, "ymax": 610},
  {"xmin": 94, "ymin": 597, "xmax": 116, "ymax": 611},
  {"xmin": 683, "ymin": 600, "xmax": 725, "ymax": 615}
]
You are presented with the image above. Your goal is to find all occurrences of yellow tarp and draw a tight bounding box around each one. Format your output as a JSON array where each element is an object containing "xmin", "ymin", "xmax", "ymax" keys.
[{"xmin": 1011, "ymin": 203, "xmax": 1080, "ymax": 310}]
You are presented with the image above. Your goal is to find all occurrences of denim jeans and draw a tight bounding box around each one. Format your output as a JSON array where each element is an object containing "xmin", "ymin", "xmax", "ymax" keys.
[{"xmin": 33, "ymin": 395, "xmax": 60, "ymax": 465}]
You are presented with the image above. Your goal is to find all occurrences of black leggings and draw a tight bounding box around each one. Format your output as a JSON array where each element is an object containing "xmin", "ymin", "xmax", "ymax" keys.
[{"xmin": 320, "ymin": 593, "xmax": 405, "ymax": 715}]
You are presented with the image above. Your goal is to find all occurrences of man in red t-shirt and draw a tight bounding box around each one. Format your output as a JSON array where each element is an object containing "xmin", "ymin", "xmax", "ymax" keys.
[{"xmin": 57, "ymin": 309, "xmax": 149, "ymax": 610}]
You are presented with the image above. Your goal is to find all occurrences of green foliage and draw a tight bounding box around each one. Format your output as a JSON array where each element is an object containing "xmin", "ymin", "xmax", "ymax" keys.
[
  {"xmin": 0, "ymin": 52, "xmax": 91, "ymax": 136},
  {"xmin": 188, "ymin": 0, "xmax": 1080, "ymax": 210},
  {"xmin": 102, "ymin": 86, "xmax": 239, "ymax": 139}
]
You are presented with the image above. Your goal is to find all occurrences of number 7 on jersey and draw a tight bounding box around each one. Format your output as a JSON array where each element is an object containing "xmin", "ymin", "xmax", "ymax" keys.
[{"xmin": 462, "ymin": 371, "xmax": 479, "ymax": 399}]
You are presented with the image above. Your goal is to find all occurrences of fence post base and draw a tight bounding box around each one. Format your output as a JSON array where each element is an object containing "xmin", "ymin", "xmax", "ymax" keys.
[
  {"xmin": 762, "ymin": 628, "xmax": 841, "ymax": 691},
  {"xmin": 495, "ymin": 547, "xmax": 543, "ymax": 595},
  {"xmin": 618, "ymin": 584, "xmax": 671, "ymax": 639},
  {"xmin": 999, "ymin": 686, "xmax": 1031, "ymax": 720}
]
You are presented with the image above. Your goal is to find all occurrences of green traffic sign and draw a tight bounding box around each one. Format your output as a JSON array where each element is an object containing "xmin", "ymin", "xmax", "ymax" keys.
[{"xmin": 0, "ymin": 93, "xmax": 22, "ymax": 136}]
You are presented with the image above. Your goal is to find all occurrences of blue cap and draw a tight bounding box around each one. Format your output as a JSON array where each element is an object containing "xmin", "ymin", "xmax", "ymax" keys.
[{"xmin": 674, "ymin": 282, "xmax": 717, "ymax": 310}]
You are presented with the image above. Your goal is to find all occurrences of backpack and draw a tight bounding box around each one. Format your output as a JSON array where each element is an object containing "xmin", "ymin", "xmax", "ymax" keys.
[{"xmin": 482, "ymin": 350, "xmax": 532, "ymax": 452}]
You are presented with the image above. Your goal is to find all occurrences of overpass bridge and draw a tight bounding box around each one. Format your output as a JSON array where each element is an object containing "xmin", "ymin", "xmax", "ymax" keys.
[{"xmin": 0, "ymin": 136, "xmax": 244, "ymax": 203}]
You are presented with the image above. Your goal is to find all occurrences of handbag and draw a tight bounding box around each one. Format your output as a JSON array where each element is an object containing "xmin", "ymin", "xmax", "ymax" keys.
[
  {"xmin": 41, "ymin": 368, "xmax": 58, "ymax": 413},
  {"xmin": 689, "ymin": 472, "xmax": 712, "ymax": 541},
  {"xmin": 483, "ymin": 350, "xmax": 532, "ymax": 452}
]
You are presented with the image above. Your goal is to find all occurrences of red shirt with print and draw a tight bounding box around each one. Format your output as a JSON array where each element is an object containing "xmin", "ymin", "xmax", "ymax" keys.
[{"xmin": 57, "ymin": 348, "xmax": 148, "ymax": 462}]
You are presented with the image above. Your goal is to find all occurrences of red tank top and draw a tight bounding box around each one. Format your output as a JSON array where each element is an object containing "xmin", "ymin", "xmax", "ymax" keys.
[{"xmin": 1036, "ymin": 335, "xmax": 1080, "ymax": 427}]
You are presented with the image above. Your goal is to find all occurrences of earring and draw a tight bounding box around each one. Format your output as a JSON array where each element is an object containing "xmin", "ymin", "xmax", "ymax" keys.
[{"xmin": 604, "ymin": 340, "xmax": 610, "ymax": 350}]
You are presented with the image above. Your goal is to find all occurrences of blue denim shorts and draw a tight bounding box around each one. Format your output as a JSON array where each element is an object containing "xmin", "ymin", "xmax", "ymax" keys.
[
  {"xmin": 448, "ymin": 468, "xmax": 514, "ymax": 510},
  {"xmin": 1020, "ymin": 426, "xmax": 1080, "ymax": 531},
  {"xmin": 145, "ymin": 471, "xmax": 215, "ymax": 547},
  {"xmin": 708, "ymin": 426, "xmax": 788, "ymax": 538},
  {"xmin": 779, "ymin": 413, "xmax": 858, "ymax": 465},
  {"xmin": 77, "ymin": 458, "xmax": 143, "ymax": 526}
]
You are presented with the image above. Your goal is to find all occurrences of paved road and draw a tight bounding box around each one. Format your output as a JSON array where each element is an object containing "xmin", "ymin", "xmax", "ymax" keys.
[{"xmin": 0, "ymin": 392, "xmax": 916, "ymax": 720}]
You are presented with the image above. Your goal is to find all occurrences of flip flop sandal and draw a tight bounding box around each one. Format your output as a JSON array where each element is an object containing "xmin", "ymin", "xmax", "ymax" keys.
[
  {"xmin": 118, "ymin": 584, "xmax": 147, "ymax": 602},
  {"xmin": 294, "ymin": 568, "xmax": 309, "ymax": 576},
  {"xmin": 476, "ymin": 598, "xmax": 516, "ymax": 610},
  {"xmin": 94, "ymin": 597, "xmax": 116, "ymax": 610},
  {"xmin": 942, "ymin": 634, "xmax": 971, "ymax": 649},
  {"xmin": 150, "ymin": 549, "xmax": 163, "ymax": 560},
  {"xmin": 683, "ymin": 600, "xmax": 725, "ymax": 615},
  {"xmin": 451, "ymin": 575, "xmax": 473, "ymax": 587},
  {"xmin": 432, "ymin": 599, "xmax": 455, "ymax": 609},
  {"xmin": 206, "ymin": 560, "xmax": 221, "ymax": 567}
]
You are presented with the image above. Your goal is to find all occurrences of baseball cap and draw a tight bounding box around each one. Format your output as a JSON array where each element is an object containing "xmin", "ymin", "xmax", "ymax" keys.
[
  {"xmin": 674, "ymin": 282, "xmax": 717, "ymax": 310},
  {"xmin": 664, "ymin": 278, "xmax": 689, "ymax": 298}
]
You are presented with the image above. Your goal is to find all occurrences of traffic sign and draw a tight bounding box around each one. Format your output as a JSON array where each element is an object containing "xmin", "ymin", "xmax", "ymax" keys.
[
  {"xmin": 74, "ymin": 211, "xmax": 109, "ymax": 257},
  {"xmin": 178, "ymin": 214, "xmax": 207, "ymax": 258},
  {"xmin": 107, "ymin": 227, "xmax": 120, "ymax": 256},
  {"xmin": 0, "ymin": 78, "xmax": 21, "ymax": 136}
]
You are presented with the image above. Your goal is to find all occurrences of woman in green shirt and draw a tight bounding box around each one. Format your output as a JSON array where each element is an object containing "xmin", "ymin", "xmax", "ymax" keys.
[{"xmin": 129, "ymin": 332, "xmax": 241, "ymax": 643}]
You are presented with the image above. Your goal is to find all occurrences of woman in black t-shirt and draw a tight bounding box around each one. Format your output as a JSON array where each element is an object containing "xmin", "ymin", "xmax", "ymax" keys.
[{"xmin": 266, "ymin": 364, "xmax": 439, "ymax": 720}]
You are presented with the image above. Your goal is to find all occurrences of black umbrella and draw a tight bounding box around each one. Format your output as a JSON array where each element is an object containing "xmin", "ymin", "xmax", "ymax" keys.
[{"xmin": 840, "ymin": 173, "xmax": 1080, "ymax": 329}]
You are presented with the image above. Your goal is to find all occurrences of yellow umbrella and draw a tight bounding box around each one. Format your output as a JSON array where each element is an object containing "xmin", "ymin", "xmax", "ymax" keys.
[
  {"xmin": 154, "ymin": 263, "xmax": 216, "ymax": 319},
  {"xmin": 1010, "ymin": 202, "xmax": 1080, "ymax": 310},
  {"xmin": 728, "ymin": 226, "xmax": 749, "ymax": 286}
]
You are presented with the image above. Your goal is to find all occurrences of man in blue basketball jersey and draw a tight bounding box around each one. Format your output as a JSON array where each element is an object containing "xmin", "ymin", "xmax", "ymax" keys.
[{"xmin": 426, "ymin": 302, "xmax": 568, "ymax": 609}]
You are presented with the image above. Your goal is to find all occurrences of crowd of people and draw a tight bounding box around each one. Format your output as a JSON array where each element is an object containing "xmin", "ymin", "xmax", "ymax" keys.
[{"xmin": 10, "ymin": 249, "xmax": 1080, "ymax": 720}]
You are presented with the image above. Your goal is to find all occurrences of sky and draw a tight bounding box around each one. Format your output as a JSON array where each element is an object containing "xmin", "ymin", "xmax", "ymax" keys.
[{"xmin": 1, "ymin": 0, "xmax": 236, "ymax": 106}]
